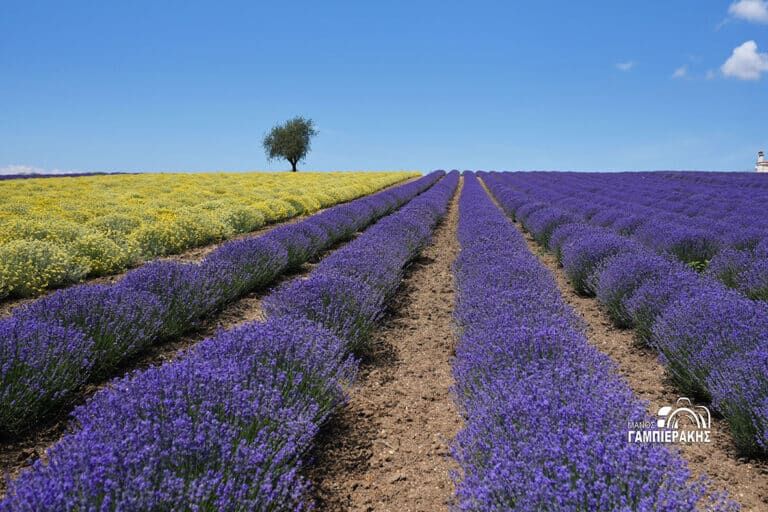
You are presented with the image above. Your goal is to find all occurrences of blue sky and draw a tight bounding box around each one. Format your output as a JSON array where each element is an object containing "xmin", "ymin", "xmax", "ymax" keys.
[{"xmin": 1, "ymin": 1, "xmax": 767, "ymax": 173}]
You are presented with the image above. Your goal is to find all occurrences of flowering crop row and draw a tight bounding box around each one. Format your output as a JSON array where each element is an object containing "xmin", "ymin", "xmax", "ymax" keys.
[
  {"xmin": 482, "ymin": 171, "xmax": 768, "ymax": 457},
  {"xmin": 452, "ymin": 173, "xmax": 731, "ymax": 510},
  {"xmin": 0, "ymin": 171, "xmax": 458, "ymax": 510},
  {"xmin": 0, "ymin": 171, "xmax": 416, "ymax": 298},
  {"xmin": 0, "ymin": 172, "xmax": 442, "ymax": 435},
  {"xmin": 483, "ymin": 171, "xmax": 768, "ymax": 299}
]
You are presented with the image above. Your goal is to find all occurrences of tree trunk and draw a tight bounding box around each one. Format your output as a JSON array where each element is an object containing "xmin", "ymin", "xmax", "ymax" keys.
[{"xmin": 290, "ymin": 160, "xmax": 297, "ymax": 172}]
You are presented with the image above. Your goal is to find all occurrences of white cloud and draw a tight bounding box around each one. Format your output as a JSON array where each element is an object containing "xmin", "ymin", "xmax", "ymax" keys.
[
  {"xmin": 721, "ymin": 40, "xmax": 768, "ymax": 80},
  {"xmin": 0, "ymin": 164, "xmax": 77, "ymax": 175},
  {"xmin": 729, "ymin": 0, "xmax": 768, "ymax": 23},
  {"xmin": 672, "ymin": 65, "xmax": 688, "ymax": 78},
  {"xmin": 615, "ymin": 61, "xmax": 635, "ymax": 71}
]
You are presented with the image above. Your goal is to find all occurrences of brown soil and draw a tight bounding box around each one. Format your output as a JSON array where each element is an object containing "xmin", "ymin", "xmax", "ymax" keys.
[
  {"xmin": 513, "ymin": 224, "xmax": 768, "ymax": 511},
  {"xmin": 307, "ymin": 179, "xmax": 462, "ymax": 512}
]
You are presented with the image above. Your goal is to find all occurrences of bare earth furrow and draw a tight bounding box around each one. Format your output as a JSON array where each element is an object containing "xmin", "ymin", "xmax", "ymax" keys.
[{"xmin": 308, "ymin": 179, "xmax": 463, "ymax": 512}]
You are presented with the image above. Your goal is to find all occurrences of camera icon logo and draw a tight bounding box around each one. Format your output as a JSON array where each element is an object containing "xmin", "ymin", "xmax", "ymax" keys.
[{"xmin": 657, "ymin": 397, "xmax": 711, "ymax": 430}]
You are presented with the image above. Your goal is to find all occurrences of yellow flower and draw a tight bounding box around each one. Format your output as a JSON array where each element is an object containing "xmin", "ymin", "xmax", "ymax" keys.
[{"xmin": 0, "ymin": 171, "xmax": 419, "ymax": 297}]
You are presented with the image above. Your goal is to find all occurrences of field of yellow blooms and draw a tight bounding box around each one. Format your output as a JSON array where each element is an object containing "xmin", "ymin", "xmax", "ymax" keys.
[{"xmin": 0, "ymin": 172, "xmax": 416, "ymax": 298}]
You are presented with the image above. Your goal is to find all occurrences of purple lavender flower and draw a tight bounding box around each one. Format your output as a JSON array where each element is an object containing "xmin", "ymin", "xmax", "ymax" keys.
[
  {"xmin": 453, "ymin": 173, "xmax": 722, "ymax": 510},
  {"xmin": 546, "ymin": 222, "xmax": 591, "ymax": 258},
  {"xmin": 0, "ymin": 317, "xmax": 351, "ymax": 510},
  {"xmin": 708, "ymin": 347, "xmax": 768, "ymax": 455},
  {"xmin": 706, "ymin": 248, "xmax": 755, "ymax": 289},
  {"xmin": 523, "ymin": 207, "xmax": 581, "ymax": 246},
  {"xmin": 734, "ymin": 257, "xmax": 768, "ymax": 300},
  {"xmin": 652, "ymin": 287, "xmax": 768, "ymax": 399},
  {"xmin": 200, "ymin": 237, "xmax": 288, "ymax": 300},
  {"xmin": 118, "ymin": 260, "xmax": 228, "ymax": 336},
  {"xmin": 594, "ymin": 252, "xmax": 677, "ymax": 327},
  {"xmin": 263, "ymin": 274, "xmax": 385, "ymax": 354},
  {"xmin": 560, "ymin": 231, "xmax": 642, "ymax": 295},
  {"xmin": 14, "ymin": 284, "xmax": 166, "ymax": 375},
  {"xmin": 0, "ymin": 318, "xmax": 93, "ymax": 433}
]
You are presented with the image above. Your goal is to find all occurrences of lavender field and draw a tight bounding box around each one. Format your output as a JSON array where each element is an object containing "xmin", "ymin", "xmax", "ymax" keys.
[{"xmin": 2, "ymin": 170, "xmax": 768, "ymax": 510}]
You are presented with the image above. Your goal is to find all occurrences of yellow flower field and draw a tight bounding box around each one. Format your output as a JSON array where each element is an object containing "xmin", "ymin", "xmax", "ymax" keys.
[{"xmin": 0, "ymin": 171, "xmax": 417, "ymax": 298}]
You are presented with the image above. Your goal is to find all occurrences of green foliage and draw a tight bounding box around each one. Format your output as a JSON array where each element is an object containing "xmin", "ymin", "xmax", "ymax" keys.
[
  {"xmin": 262, "ymin": 116, "xmax": 318, "ymax": 171},
  {"xmin": 686, "ymin": 260, "xmax": 709, "ymax": 273}
]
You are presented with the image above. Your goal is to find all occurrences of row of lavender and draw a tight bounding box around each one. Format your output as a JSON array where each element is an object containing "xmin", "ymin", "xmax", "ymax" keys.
[
  {"xmin": 0, "ymin": 172, "xmax": 133, "ymax": 181},
  {"xmin": 0, "ymin": 172, "xmax": 443, "ymax": 435},
  {"xmin": 498, "ymin": 171, "xmax": 768, "ymax": 246},
  {"xmin": 452, "ymin": 173, "xmax": 729, "ymax": 510},
  {"xmin": 481, "ymin": 172, "xmax": 768, "ymax": 457},
  {"xmin": 488, "ymin": 171, "xmax": 768, "ymax": 299},
  {"xmin": 0, "ymin": 172, "xmax": 458, "ymax": 510}
]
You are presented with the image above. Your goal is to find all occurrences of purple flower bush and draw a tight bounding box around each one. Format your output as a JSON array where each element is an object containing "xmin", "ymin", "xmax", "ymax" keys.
[
  {"xmin": 734, "ymin": 258, "xmax": 768, "ymax": 300},
  {"xmin": 622, "ymin": 266, "xmax": 709, "ymax": 344},
  {"xmin": 634, "ymin": 221, "xmax": 720, "ymax": 265},
  {"xmin": 452, "ymin": 173, "xmax": 727, "ymax": 510},
  {"xmin": 263, "ymin": 274, "xmax": 385, "ymax": 353},
  {"xmin": 262, "ymin": 225, "xmax": 316, "ymax": 270},
  {"xmin": 610, "ymin": 213, "xmax": 645, "ymax": 235},
  {"xmin": 480, "ymin": 170, "xmax": 768, "ymax": 294},
  {"xmin": 0, "ymin": 318, "xmax": 93, "ymax": 433},
  {"xmin": 1, "ymin": 171, "xmax": 458, "ymax": 509},
  {"xmin": 593, "ymin": 252, "xmax": 679, "ymax": 328},
  {"xmin": 651, "ymin": 289, "xmax": 768, "ymax": 399},
  {"xmin": 200, "ymin": 237, "xmax": 289, "ymax": 301},
  {"xmin": 265, "ymin": 171, "xmax": 459, "ymax": 355},
  {"xmin": 708, "ymin": 348, "xmax": 768, "ymax": 455},
  {"xmin": 118, "ymin": 260, "xmax": 231, "ymax": 336},
  {"xmin": 0, "ymin": 317, "xmax": 353, "ymax": 510},
  {"xmin": 521, "ymin": 206, "xmax": 581, "ymax": 246},
  {"xmin": 705, "ymin": 248, "xmax": 754, "ymax": 289},
  {"xmin": 546, "ymin": 222, "xmax": 592, "ymax": 259},
  {"xmin": 482, "ymin": 170, "xmax": 768, "ymax": 455},
  {"xmin": 0, "ymin": 171, "xmax": 444, "ymax": 434},
  {"xmin": 14, "ymin": 285, "xmax": 166, "ymax": 376},
  {"xmin": 560, "ymin": 231, "xmax": 642, "ymax": 295}
]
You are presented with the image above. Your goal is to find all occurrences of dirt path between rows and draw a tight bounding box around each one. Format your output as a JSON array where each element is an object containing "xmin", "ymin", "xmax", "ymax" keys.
[
  {"xmin": 510, "ymin": 222, "xmax": 768, "ymax": 510},
  {"xmin": 307, "ymin": 179, "xmax": 462, "ymax": 512}
]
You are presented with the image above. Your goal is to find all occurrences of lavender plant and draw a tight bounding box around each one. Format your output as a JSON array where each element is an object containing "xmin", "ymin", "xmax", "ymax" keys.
[
  {"xmin": 482, "ymin": 170, "xmax": 768, "ymax": 455},
  {"xmin": 593, "ymin": 252, "xmax": 678, "ymax": 328},
  {"xmin": 14, "ymin": 285, "xmax": 166, "ymax": 375},
  {"xmin": 1, "ymin": 171, "xmax": 458, "ymax": 509},
  {"xmin": 452, "ymin": 173, "xmax": 726, "ymax": 510},
  {"xmin": 651, "ymin": 289, "xmax": 768, "ymax": 399},
  {"xmin": 0, "ymin": 171, "xmax": 445, "ymax": 434},
  {"xmin": 560, "ymin": 231, "xmax": 641, "ymax": 295},
  {"xmin": 0, "ymin": 318, "xmax": 93, "ymax": 433}
]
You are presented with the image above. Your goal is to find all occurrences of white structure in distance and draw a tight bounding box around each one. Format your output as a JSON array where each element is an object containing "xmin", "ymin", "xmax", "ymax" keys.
[{"xmin": 757, "ymin": 151, "xmax": 768, "ymax": 173}]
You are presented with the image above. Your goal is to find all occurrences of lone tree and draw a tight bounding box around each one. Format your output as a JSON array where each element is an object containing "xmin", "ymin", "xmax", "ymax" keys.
[{"xmin": 262, "ymin": 116, "xmax": 318, "ymax": 172}]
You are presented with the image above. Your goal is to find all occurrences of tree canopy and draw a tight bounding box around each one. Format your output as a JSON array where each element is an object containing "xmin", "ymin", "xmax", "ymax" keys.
[{"xmin": 262, "ymin": 116, "xmax": 318, "ymax": 172}]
